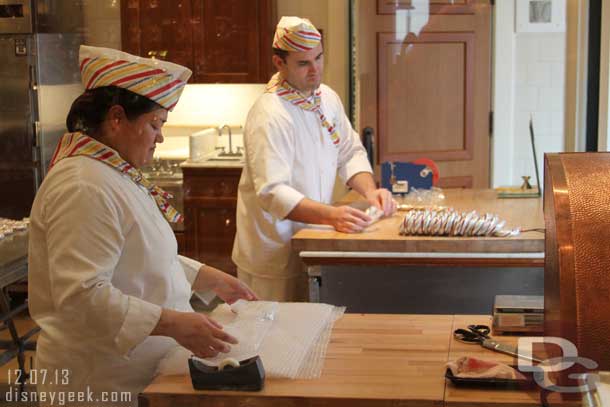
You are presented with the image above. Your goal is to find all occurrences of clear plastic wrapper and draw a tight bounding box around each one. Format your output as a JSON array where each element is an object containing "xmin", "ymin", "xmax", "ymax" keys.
[
  {"xmin": 156, "ymin": 302, "xmax": 345, "ymax": 379},
  {"xmin": 201, "ymin": 300, "xmax": 279, "ymax": 365},
  {"xmin": 398, "ymin": 187, "xmax": 446, "ymax": 207},
  {"xmin": 365, "ymin": 205, "xmax": 384, "ymax": 224}
]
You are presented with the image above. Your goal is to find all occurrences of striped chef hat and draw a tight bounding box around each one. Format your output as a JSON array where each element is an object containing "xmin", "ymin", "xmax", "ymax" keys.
[
  {"xmin": 78, "ymin": 45, "xmax": 192, "ymax": 111},
  {"xmin": 272, "ymin": 16, "xmax": 321, "ymax": 52}
]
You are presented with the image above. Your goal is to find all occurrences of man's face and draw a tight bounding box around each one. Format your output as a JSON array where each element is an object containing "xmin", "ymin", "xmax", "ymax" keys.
[{"xmin": 274, "ymin": 44, "xmax": 324, "ymax": 94}]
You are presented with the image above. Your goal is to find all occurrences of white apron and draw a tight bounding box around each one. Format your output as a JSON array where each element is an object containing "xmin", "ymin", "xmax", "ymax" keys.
[
  {"xmin": 28, "ymin": 156, "xmax": 204, "ymax": 405},
  {"xmin": 232, "ymin": 84, "xmax": 372, "ymax": 301}
]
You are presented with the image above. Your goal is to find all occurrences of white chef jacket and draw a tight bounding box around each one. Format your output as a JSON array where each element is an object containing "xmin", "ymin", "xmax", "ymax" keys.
[
  {"xmin": 232, "ymin": 84, "xmax": 372, "ymax": 279},
  {"xmin": 28, "ymin": 156, "xmax": 209, "ymax": 405}
]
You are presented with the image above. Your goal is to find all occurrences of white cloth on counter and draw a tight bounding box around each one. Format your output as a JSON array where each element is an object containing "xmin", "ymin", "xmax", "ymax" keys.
[
  {"xmin": 232, "ymin": 84, "xmax": 372, "ymax": 287},
  {"xmin": 28, "ymin": 156, "xmax": 213, "ymax": 406},
  {"xmin": 157, "ymin": 301, "xmax": 345, "ymax": 379}
]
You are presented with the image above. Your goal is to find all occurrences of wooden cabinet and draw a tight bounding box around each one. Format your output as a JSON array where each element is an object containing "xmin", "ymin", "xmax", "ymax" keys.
[
  {"xmin": 182, "ymin": 166, "xmax": 242, "ymax": 275},
  {"xmin": 121, "ymin": 0, "xmax": 274, "ymax": 83}
]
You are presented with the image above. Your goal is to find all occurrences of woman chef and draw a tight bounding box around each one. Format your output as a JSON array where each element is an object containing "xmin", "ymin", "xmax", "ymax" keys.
[{"xmin": 27, "ymin": 45, "xmax": 257, "ymax": 406}]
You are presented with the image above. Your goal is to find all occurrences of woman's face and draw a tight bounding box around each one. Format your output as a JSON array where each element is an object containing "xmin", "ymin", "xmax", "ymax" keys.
[{"xmin": 116, "ymin": 108, "xmax": 167, "ymax": 168}]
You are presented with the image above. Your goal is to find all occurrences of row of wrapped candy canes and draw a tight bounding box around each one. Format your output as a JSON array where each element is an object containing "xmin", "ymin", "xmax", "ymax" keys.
[{"xmin": 399, "ymin": 208, "xmax": 520, "ymax": 237}]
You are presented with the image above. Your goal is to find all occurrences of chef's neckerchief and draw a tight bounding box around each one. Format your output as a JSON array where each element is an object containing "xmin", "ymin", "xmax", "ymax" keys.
[
  {"xmin": 49, "ymin": 132, "xmax": 183, "ymax": 223},
  {"xmin": 265, "ymin": 72, "xmax": 340, "ymax": 146}
]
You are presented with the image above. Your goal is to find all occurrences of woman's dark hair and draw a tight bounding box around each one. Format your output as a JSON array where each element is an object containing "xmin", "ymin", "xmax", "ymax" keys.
[{"xmin": 66, "ymin": 86, "xmax": 163, "ymax": 134}]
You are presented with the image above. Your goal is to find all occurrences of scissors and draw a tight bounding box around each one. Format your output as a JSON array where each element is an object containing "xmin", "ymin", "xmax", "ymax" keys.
[{"xmin": 454, "ymin": 324, "xmax": 542, "ymax": 363}]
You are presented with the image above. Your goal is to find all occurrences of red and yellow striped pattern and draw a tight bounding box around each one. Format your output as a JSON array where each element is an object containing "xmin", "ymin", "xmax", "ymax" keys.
[
  {"xmin": 273, "ymin": 17, "xmax": 321, "ymax": 51},
  {"xmin": 80, "ymin": 56, "xmax": 187, "ymax": 111},
  {"xmin": 49, "ymin": 132, "xmax": 183, "ymax": 224},
  {"xmin": 78, "ymin": 45, "xmax": 191, "ymax": 111},
  {"xmin": 266, "ymin": 73, "xmax": 340, "ymax": 146}
]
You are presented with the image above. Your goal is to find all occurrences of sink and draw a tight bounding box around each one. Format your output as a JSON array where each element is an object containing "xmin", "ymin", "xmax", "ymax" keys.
[
  {"xmin": 207, "ymin": 157, "xmax": 242, "ymax": 162},
  {"xmin": 186, "ymin": 151, "xmax": 244, "ymax": 164}
]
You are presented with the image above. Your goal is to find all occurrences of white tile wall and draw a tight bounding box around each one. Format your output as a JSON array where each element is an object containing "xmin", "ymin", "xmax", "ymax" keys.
[
  {"xmin": 527, "ymin": 63, "xmax": 552, "ymax": 87},
  {"xmin": 538, "ymin": 35, "xmax": 565, "ymax": 62},
  {"xmin": 512, "ymin": 32, "xmax": 566, "ymax": 187},
  {"xmin": 515, "ymin": 86, "xmax": 539, "ymax": 112},
  {"xmin": 152, "ymin": 85, "xmax": 264, "ymax": 159},
  {"xmin": 550, "ymin": 62, "xmax": 565, "ymax": 87}
]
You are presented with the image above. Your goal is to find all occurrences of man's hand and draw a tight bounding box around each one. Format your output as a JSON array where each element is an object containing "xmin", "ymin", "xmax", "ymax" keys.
[
  {"xmin": 153, "ymin": 309, "xmax": 238, "ymax": 358},
  {"xmin": 328, "ymin": 205, "xmax": 372, "ymax": 233},
  {"xmin": 365, "ymin": 188, "xmax": 397, "ymax": 216}
]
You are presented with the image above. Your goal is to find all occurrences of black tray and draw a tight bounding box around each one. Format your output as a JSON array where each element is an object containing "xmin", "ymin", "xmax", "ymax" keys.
[{"xmin": 445, "ymin": 367, "xmax": 537, "ymax": 389}]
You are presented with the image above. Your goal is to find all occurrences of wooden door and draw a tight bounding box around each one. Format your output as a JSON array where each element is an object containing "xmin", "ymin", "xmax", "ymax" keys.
[{"xmin": 358, "ymin": 0, "xmax": 492, "ymax": 188}]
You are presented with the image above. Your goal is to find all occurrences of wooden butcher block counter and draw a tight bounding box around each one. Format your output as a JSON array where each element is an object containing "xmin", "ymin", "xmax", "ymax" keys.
[
  {"xmin": 140, "ymin": 314, "xmax": 453, "ymax": 407},
  {"xmin": 140, "ymin": 314, "xmax": 574, "ymax": 407},
  {"xmin": 290, "ymin": 189, "xmax": 544, "ymax": 312},
  {"xmin": 292, "ymin": 189, "xmax": 544, "ymax": 255}
]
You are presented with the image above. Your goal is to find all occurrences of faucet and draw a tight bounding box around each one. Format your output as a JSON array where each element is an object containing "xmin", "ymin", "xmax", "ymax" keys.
[{"xmin": 217, "ymin": 125, "xmax": 243, "ymax": 157}]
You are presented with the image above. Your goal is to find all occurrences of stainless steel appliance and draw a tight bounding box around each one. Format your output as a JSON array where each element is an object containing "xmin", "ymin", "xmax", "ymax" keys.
[
  {"xmin": 142, "ymin": 158, "xmax": 185, "ymax": 232},
  {"xmin": 0, "ymin": 0, "xmax": 84, "ymax": 219}
]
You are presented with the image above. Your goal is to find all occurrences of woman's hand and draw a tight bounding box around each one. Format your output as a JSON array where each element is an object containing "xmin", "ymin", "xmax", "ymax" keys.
[
  {"xmin": 195, "ymin": 265, "xmax": 258, "ymax": 304},
  {"xmin": 152, "ymin": 309, "xmax": 237, "ymax": 358}
]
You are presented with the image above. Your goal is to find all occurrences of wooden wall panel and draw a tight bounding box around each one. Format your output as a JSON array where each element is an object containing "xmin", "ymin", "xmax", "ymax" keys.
[
  {"xmin": 378, "ymin": 32, "xmax": 474, "ymax": 162},
  {"xmin": 358, "ymin": 0, "xmax": 491, "ymax": 188},
  {"xmin": 436, "ymin": 176, "xmax": 473, "ymax": 189},
  {"xmin": 377, "ymin": 0, "xmax": 473, "ymax": 15}
]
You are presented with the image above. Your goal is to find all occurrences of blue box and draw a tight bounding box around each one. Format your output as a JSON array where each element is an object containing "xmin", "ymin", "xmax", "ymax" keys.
[{"xmin": 381, "ymin": 161, "xmax": 434, "ymax": 193}]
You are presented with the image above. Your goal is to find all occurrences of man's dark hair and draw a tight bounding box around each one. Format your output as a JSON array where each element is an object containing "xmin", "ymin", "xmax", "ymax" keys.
[
  {"xmin": 66, "ymin": 86, "xmax": 162, "ymax": 134},
  {"xmin": 272, "ymin": 47, "xmax": 289, "ymax": 62}
]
